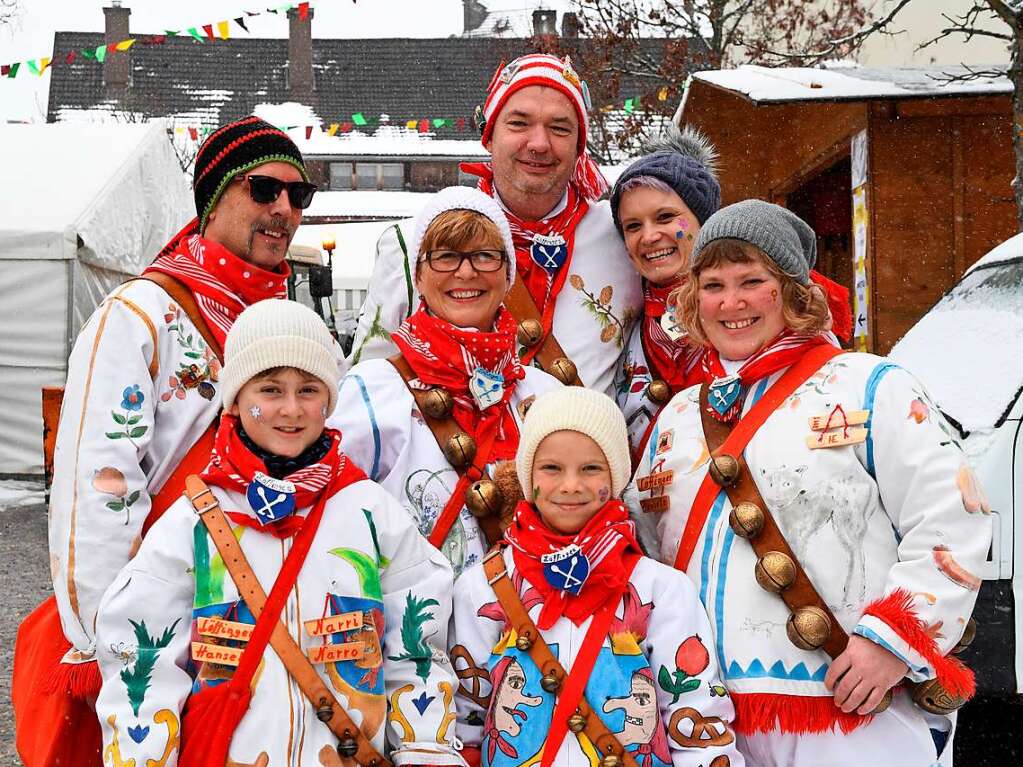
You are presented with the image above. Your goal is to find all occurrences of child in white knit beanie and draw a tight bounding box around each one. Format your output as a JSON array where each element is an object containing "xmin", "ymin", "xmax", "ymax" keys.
[{"xmin": 450, "ymin": 387, "xmax": 741, "ymax": 767}]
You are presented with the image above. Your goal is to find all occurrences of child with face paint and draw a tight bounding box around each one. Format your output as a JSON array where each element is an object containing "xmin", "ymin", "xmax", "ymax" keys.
[
  {"xmin": 450, "ymin": 387, "xmax": 741, "ymax": 767},
  {"xmin": 93, "ymin": 299, "xmax": 465, "ymax": 767}
]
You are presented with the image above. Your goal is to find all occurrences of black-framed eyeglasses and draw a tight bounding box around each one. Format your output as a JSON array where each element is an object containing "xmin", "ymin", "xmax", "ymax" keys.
[
  {"xmin": 422, "ymin": 249, "xmax": 507, "ymax": 273},
  {"xmin": 242, "ymin": 174, "xmax": 318, "ymax": 210}
]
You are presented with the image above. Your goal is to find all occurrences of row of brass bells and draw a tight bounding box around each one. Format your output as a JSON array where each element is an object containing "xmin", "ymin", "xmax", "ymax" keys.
[
  {"xmin": 754, "ymin": 551, "xmax": 796, "ymax": 593},
  {"xmin": 708, "ymin": 454, "xmax": 740, "ymax": 487},
  {"xmin": 728, "ymin": 501, "xmax": 765, "ymax": 539},
  {"xmin": 337, "ymin": 736, "xmax": 359, "ymax": 758},
  {"xmin": 540, "ymin": 673, "xmax": 561, "ymax": 693},
  {"xmin": 515, "ymin": 633, "xmax": 533, "ymax": 651},
  {"xmin": 316, "ymin": 698, "xmax": 333, "ymax": 722},
  {"xmin": 549, "ymin": 357, "xmax": 578, "ymax": 385},
  {"xmin": 444, "ymin": 432, "xmax": 477, "ymax": 468},
  {"xmin": 646, "ymin": 379, "xmax": 671, "ymax": 405},
  {"xmin": 421, "ymin": 388, "xmax": 454, "ymax": 419},
  {"xmin": 786, "ymin": 606, "xmax": 831, "ymax": 651},
  {"xmin": 465, "ymin": 479, "xmax": 503, "ymax": 518},
  {"xmin": 567, "ymin": 712, "xmax": 587, "ymax": 733},
  {"xmin": 517, "ymin": 319, "xmax": 544, "ymax": 348},
  {"xmin": 910, "ymin": 677, "xmax": 966, "ymax": 715}
]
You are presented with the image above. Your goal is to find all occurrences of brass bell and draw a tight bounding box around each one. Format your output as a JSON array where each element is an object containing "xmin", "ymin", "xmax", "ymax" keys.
[
  {"xmin": 337, "ymin": 736, "xmax": 359, "ymax": 758},
  {"xmin": 444, "ymin": 432, "xmax": 477, "ymax": 468},
  {"xmin": 421, "ymin": 388, "xmax": 454, "ymax": 419},
  {"xmin": 515, "ymin": 633, "xmax": 533, "ymax": 651},
  {"xmin": 708, "ymin": 454, "xmax": 740, "ymax": 487},
  {"xmin": 315, "ymin": 698, "xmax": 333, "ymax": 722},
  {"xmin": 465, "ymin": 479, "xmax": 503, "ymax": 518},
  {"xmin": 517, "ymin": 319, "xmax": 544, "ymax": 348},
  {"xmin": 646, "ymin": 379, "xmax": 671, "ymax": 405},
  {"xmin": 600, "ymin": 755, "xmax": 621, "ymax": 767},
  {"xmin": 754, "ymin": 551, "xmax": 796, "ymax": 593},
  {"xmin": 540, "ymin": 673, "xmax": 560, "ymax": 693},
  {"xmin": 953, "ymin": 617, "xmax": 977, "ymax": 655},
  {"xmin": 549, "ymin": 357, "xmax": 578, "ymax": 385},
  {"xmin": 871, "ymin": 688, "xmax": 894, "ymax": 714},
  {"xmin": 728, "ymin": 501, "xmax": 765, "ymax": 539},
  {"xmin": 567, "ymin": 712, "xmax": 587, "ymax": 733},
  {"xmin": 786, "ymin": 606, "xmax": 832, "ymax": 651},
  {"xmin": 909, "ymin": 677, "xmax": 965, "ymax": 715}
]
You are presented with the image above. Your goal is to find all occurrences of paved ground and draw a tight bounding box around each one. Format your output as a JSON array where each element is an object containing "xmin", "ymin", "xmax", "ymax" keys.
[{"xmin": 1, "ymin": 499, "xmax": 1021, "ymax": 764}]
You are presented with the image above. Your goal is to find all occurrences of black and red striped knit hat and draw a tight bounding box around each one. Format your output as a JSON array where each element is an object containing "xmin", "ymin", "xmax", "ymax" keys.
[{"xmin": 193, "ymin": 116, "xmax": 308, "ymax": 231}]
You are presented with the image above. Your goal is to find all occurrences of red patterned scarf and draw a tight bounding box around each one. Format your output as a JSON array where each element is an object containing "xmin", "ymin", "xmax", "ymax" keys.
[
  {"xmin": 504, "ymin": 500, "xmax": 642, "ymax": 630},
  {"xmin": 144, "ymin": 218, "xmax": 291, "ymax": 348},
  {"xmin": 701, "ymin": 330, "xmax": 834, "ymax": 422},
  {"xmin": 460, "ymin": 163, "xmax": 589, "ymax": 362},
  {"xmin": 641, "ymin": 281, "xmax": 706, "ymax": 391},
  {"xmin": 201, "ymin": 414, "xmax": 366, "ymax": 537},
  {"xmin": 392, "ymin": 304, "xmax": 526, "ymax": 460}
]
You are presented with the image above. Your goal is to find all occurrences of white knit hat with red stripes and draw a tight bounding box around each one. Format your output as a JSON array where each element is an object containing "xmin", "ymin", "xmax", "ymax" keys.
[{"xmin": 478, "ymin": 53, "xmax": 608, "ymax": 201}]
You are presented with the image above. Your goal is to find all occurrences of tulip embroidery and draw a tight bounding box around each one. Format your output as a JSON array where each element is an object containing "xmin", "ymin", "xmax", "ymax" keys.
[{"xmin": 658, "ymin": 635, "xmax": 710, "ymax": 703}]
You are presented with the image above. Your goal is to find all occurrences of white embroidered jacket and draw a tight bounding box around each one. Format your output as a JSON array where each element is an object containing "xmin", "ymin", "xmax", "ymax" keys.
[
  {"xmin": 346, "ymin": 200, "xmax": 643, "ymax": 396},
  {"xmin": 95, "ymin": 477, "xmax": 465, "ymax": 767},
  {"xmin": 329, "ymin": 359, "xmax": 561, "ymax": 576},
  {"xmin": 628, "ymin": 352, "xmax": 991, "ymax": 705},
  {"xmin": 450, "ymin": 548, "xmax": 743, "ymax": 767},
  {"xmin": 49, "ymin": 279, "xmax": 221, "ymax": 660}
]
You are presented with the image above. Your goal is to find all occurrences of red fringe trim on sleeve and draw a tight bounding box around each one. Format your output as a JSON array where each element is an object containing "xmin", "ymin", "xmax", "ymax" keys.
[
  {"xmin": 862, "ymin": 588, "xmax": 976, "ymax": 700},
  {"xmin": 732, "ymin": 692, "xmax": 871, "ymax": 735},
  {"xmin": 37, "ymin": 657, "xmax": 102, "ymax": 699}
]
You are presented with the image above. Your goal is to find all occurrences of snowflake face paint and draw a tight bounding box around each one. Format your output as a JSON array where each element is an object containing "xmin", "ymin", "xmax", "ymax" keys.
[{"xmin": 249, "ymin": 405, "xmax": 262, "ymax": 420}]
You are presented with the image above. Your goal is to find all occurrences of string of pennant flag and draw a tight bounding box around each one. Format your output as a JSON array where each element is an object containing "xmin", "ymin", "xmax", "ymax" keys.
[{"xmin": 1, "ymin": 2, "xmax": 315, "ymax": 80}]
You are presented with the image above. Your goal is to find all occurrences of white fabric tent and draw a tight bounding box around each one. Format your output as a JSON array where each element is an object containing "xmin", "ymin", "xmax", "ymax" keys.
[{"xmin": 0, "ymin": 121, "xmax": 192, "ymax": 476}]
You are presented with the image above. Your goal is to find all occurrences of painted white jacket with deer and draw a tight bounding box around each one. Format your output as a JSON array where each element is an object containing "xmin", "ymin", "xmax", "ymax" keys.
[
  {"xmin": 49, "ymin": 279, "xmax": 221, "ymax": 661},
  {"xmin": 346, "ymin": 199, "xmax": 643, "ymax": 397},
  {"xmin": 95, "ymin": 477, "xmax": 465, "ymax": 767},
  {"xmin": 627, "ymin": 351, "xmax": 991, "ymax": 724},
  {"xmin": 329, "ymin": 358, "xmax": 561, "ymax": 577},
  {"xmin": 449, "ymin": 547, "xmax": 743, "ymax": 767}
]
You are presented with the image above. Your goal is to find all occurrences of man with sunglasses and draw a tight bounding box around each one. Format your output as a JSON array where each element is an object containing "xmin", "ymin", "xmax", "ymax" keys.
[
  {"xmin": 348, "ymin": 53, "xmax": 642, "ymax": 398},
  {"xmin": 14, "ymin": 116, "xmax": 317, "ymax": 767}
]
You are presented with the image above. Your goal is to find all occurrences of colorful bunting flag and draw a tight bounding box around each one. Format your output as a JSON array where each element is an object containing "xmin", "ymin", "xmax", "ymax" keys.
[
  {"xmin": 455, "ymin": 117, "xmax": 466, "ymax": 131},
  {"xmin": 624, "ymin": 98, "xmax": 635, "ymax": 113},
  {"xmin": 65, "ymin": 51, "xmax": 76, "ymax": 65},
  {"xmin": 116, "ymin": 39, "xmax": 136, "ymax": 51},
  {"xmin": 95, "ymin": 45, "xmax": 107, "ymax": 63},
  {"xmin": 352, "ymin": 113, "xmax": 367, "ymax": 126},
  {"xmin": 1, "ymin": 64, "xmax": 10, "ymax": 77},
  {"xmin": 6, "ymin": 62, "xmax": 19, "ymax": 78},
  {"xmin": 217, "ymin": 21, "xmax": 230, "ymax": 39},
  {"xmin": 235, "ymin": 17, "xmax": 249, "ymax": 32},
  {"xmin": 328, "ymin": 123, "xmax": 339, "ymax": 136},
  {"xmin": 432, "ymin": 118, "xmax": 446, "ymax": 128},
  {"xmin": 305, "ymin": 126, "xmax": 313, "ymax": 139},
  {"xmin": 202, "ymin": 24, "xmax": 215, "ymax": 40},
  {"xmin": 657, "ymin": 86, "xmax": 669, "ymax": 101},
  {"xmin": 405, "ymin": 119, "xmax": 417, "ymax": 130},
  {"xmin": 298, "ymin": 2, "xmax": 310, "ymax": 21},
  {"xmin": 187, "ymin": 27, "xmax": 203, "ymax": 42},
  {"xmin": 188, "ymin": 127, "xmax": 198, "ymax": 140},
  {"xmin": 27, "ymin": 59, "xmax": 40, "ymax": 75}
]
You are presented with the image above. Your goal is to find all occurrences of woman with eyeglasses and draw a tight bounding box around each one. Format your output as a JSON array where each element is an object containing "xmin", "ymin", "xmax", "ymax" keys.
[{"xmin": 329, "ymin": 187, "xmax": 561, "ymax": 575}]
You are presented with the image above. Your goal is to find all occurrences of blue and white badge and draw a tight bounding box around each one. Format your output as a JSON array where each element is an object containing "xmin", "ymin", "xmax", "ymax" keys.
[
  {"xmin": 530, "ymin": 233, "xmax": 567, "ymax": 275},
  {"xmin": 469, "ymin": 366, "xmax": 504, "ymax": 411},
  {"xmin": 246, "ymin": 472, "xmax": 297, "ymax": 525},
  {"xmin": 660, "ymin": 305, "xmax": 685, "ymax": 342},
  {"xmin": 708, "ymin": 375, "xmax": 743, "ymax": 417},
  {"xmin": 540, "ymin": 544, "xmax": 590, "ymax": 596}
]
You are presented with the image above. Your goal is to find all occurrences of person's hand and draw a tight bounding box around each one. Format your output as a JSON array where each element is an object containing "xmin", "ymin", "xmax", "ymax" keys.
[{"xmin": 824, "ymin": 635, "xmax": 908, "ymax": 714}]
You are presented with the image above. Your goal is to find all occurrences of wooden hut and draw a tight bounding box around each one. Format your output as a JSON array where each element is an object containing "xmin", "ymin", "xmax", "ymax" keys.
[{"xmin": 679, "ymin": 65, "xmax": 1016, "ymax": 353}]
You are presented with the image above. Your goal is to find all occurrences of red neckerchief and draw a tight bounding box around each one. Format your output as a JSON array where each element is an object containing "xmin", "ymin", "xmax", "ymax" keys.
[
  {"xmin": 460, "ymin": 163, "xmax": 589, "ymax": 364},
  {"xmin": 201, "ymin": 414, "xmax": 366, "ymax": 537},
  {"xmin": 392, "ymin": 304, "xmax": 525, "ymax": 461},
  {"xmin": 701, "ymin": 330, "xmax": 834, "ymax": 422},
  {"xmin": 144, "ymin": 217, "xmax": 291, "ymax": 348},
  {"xmin": 504, "ymin": 499, "xmax": 642, "ymax": 630},
  {"xmin": 640, "ymin": 280, "xmax": 706, "ymax": 391}
]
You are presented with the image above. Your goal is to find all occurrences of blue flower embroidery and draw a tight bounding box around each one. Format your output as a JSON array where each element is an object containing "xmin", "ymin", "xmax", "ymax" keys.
[{"xmin": 121, "ymin": 385, "xmax": 145, "ymax": 411}]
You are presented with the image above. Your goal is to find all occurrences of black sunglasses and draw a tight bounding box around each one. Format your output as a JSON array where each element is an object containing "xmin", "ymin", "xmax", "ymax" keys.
[{"xmin": 242, "ymin": 174, "xmax": 318, "ymax": 209}]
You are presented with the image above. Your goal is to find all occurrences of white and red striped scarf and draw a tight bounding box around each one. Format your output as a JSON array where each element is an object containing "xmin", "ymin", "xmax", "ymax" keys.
[
  {"xmin": 505, "ymin": 499, "xmax": 642, "ymax": 630},
  {"xmin": 641, "ymin": 281, "xmax": 706, "ymax": 391},
  {"xmin": 144, "ymin": 218, "xmax": 290, "ymax": 348}
]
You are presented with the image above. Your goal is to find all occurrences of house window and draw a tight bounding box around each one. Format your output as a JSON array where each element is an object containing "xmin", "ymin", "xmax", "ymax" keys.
[{"xmin": 329, "ymin": 162, "xmax": 406, "ymax": 191}]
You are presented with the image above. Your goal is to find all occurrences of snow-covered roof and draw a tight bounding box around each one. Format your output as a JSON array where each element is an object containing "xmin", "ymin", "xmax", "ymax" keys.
[
  {"xmin": 691, "ymin": 64, "xmax": 1012, "ymax": 105},
  {"xmin": 300, "ymin": 133, "xmax": 490, "ymax": 159},
  {"xmin": 965, "ymin": 230, "xmax": 1023, "ymax": 273},
  {"xmin": 305, "ymin": 191, "xmax": 435, "ymax": 220},
  {"xmin": 291, "ymin": 221, "xmax": 395, "ymax": 290}
]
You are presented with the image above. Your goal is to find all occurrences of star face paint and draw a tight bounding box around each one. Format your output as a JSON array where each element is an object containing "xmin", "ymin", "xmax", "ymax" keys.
[{"xmin": 249, "ymin": 405, "xmax": 262, "ymax": 420}]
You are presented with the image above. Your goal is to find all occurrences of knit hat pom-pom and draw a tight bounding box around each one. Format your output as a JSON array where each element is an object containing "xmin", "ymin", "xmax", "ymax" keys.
[{"xmin": 641, "ymin": 124, "xmax": 720, "ymax": 181}]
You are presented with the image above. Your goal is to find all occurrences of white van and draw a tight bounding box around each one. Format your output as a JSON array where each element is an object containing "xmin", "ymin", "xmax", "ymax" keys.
[{"xmin": 890, "ymin": 233, "xmax": 1023, "ymax": 697}]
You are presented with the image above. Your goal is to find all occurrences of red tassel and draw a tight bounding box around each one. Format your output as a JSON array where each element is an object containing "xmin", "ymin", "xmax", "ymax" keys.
[
  {"xmin": 731, "ymin": 691, "xmax": 871, "ymax": 735},
  {"xmin": 862, "ymin": 588, "xmax": 976, "ymax": 700},
  {"xmin": 809, "ymin": 269, "xmax": 852, "ymax": 343},
  {"xmin": 37, "ymin": 658, "xmax": 102, "ymax": 699},
  {"xmin": 574, "ymin": 152, "xmax": 609, "ymax": 201}
]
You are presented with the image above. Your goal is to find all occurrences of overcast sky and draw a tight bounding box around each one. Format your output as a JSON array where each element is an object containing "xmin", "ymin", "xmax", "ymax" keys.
[{"xmin": 0, "ymin": 0, "xmax": 563, "ymax": 121}]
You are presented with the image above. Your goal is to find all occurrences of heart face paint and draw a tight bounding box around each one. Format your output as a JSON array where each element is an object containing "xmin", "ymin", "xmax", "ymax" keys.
[{"xmin": 598, "ymin": 486, "xmax": 610, "ymax": 504}]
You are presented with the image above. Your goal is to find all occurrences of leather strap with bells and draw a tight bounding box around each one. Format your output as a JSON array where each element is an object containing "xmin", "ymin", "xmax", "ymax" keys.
[
  {"xmin": 698, "ymin": 382, "xmax": 971, "ymax": 715},
  {"xmin": 482, "ymin": 549, "xmax": 638, "ymax": 767},
  {"xmin": 185, "ymin": 476, "xmax": 392, "ymax": 767},
  {"xmin": 505, "ymin": 279, "xmax": 583, "ymax": 387},
  {"xmin": 387, "ymin": 354, "xmax": 505, "ymax": 547}
]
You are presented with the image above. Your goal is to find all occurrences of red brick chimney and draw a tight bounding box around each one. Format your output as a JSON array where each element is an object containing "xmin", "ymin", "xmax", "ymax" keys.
[
  {"xmin": 562, "ymin": 12, "xmax": 581, "ymax": 38},
  {"xmin": 102, "ymin": 2, "xmax": 131, "ymax": 92},
  {"xmin": 532, "ymin": 9, "xmax": 556, "ymax": 37},
  {"xmin": 287, "ymin": 6, "xmax": 315, "ymax": 98}
]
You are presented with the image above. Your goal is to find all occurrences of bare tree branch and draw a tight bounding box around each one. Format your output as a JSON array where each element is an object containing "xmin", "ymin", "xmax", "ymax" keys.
[
  {"xmin": 761, "ymin": 0, "xmax": 914, "ymax": 62},
  {"xmin": 930, "ymin": 63, "xmax": 1010, "ymax": 84}
]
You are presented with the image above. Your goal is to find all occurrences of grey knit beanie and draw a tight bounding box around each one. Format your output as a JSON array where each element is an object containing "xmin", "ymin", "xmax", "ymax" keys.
[
  {"xmin": 220, "ymin": 299, "xmax": 340, "ymax": 412},
  {"xmin": 692, "ymin": 199, "xmax": 817, "ymax": 285},
  {"xmin": 610, "ymin": 125, "xmax": 721, "ymax": 232}
]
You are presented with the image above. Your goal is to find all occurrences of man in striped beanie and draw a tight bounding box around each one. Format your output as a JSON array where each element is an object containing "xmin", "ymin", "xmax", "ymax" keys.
[
  {"xmin": 348, "ymin": 53, "xmax": 642, "ymax": 400},
  {"xmin": 14, "ymin": 116, "xmax": 318, "ymax": 767}
]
